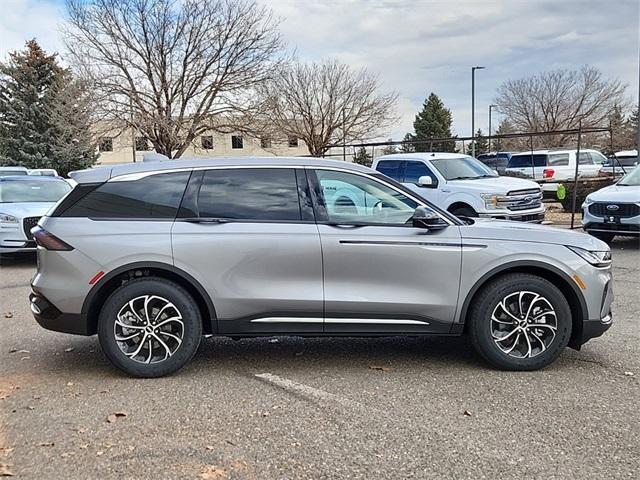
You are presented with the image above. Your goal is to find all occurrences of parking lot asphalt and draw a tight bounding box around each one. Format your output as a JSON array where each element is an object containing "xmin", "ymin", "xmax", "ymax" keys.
[{"xmin": 1, "ymin": 237, "xmax": 639, "ymax": 479}]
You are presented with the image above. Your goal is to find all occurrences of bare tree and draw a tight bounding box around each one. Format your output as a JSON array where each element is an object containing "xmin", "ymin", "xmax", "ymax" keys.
[
  {"xmin": 64, "ymin": 0, "xmax": 284, "ymax": 158},
  {"xmin": 495, "ymin": 66, "xmax": 628, "ymax": 144},
  {"xmin": 259, "ymin": 59, "xmax": 398, "ymax": 157}
]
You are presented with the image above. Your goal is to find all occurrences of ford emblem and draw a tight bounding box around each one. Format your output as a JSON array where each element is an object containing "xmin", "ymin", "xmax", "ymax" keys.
[{"xmin": 606, "ymin": 204, "xmax": 620, "ymax": 211}]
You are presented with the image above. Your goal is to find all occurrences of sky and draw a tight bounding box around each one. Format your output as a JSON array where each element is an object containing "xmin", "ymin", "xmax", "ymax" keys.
[{"xmin": 1, "ymin": 0, "xmax": 638, "ymax": 141}]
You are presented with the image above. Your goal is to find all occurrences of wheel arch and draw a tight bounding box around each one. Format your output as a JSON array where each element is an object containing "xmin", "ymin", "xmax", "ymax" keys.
[
  {"xmin": 447, "ymin": 201, "xmax": 476, "ymax": 214},
  {"xmin": 457, "ymin": 261, "xmax": 588, "ymax": 350},
  {"xmin": 82, "ymin": 262, "xmax": 216, "ymax": 335}
]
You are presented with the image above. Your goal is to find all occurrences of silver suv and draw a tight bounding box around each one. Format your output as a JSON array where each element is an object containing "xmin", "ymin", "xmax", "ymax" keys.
[{"xmin": 30, "ymin": 157, "xmax": 614, "ymax": 377}]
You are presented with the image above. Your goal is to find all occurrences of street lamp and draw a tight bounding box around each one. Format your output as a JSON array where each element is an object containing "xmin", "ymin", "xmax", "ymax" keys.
[
  {"xmin": 471, "ymin": 66, "xmax": 485, "ymax": 158},
  {"xmin": 488, "ymin": 104, "xmax": 498, "ymax": 153}
]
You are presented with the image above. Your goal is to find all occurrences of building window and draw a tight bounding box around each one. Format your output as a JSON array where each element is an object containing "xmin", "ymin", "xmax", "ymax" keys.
[
  {"xmin": 260, "ymin": 137, "xmax": 272, "ymax": 149},
  {"xmin": 135, "ymin": 137, "xmax": 150, "ymax": 151},
  {"xmin": 231, "ymin": 135, "xmax": 244, "ymax": 149},
  {"xmin": 288, "ymin": 135, "xmax": 299, "ymax": 148},
  {"xmin": 201, "ymin": 136, "xmax": 214, "ymax": 150},
  {"xmin": 99, "ymin": 137, "xmax": 113, "ymax": 152}
]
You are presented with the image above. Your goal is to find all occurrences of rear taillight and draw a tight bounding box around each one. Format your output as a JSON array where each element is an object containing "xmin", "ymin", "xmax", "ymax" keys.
[
  {"xmin": 543, "ymin": 168, "xmax": 555, "ymax": 179},
  {"xmin": 32, "ymin": 226, "xmax": 74, "ymax": 251}
]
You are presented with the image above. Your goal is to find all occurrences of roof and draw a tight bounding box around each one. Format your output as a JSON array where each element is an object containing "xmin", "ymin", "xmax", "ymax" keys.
[
  {"xmin": 70, "ymin": 156, "xmax": 374, "ymax": 184},
  {"xmin": 510, "ymin": 148, "xmax": 602, "ymax": 156},
  {"xmin": 615, "ymin": 150, "xmax": 638, "ymax": 157},
  {"xmin": 375, "ymin": 152, "xmax": 471, "ymax": 161}
]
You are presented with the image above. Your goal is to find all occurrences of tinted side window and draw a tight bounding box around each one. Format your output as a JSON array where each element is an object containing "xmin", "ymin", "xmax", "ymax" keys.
[
  {"xmin": 404, "ymin": 161, "xmax": 436, "ymax": 183},
  {"xmin": 578, "ymin": 152, "xmax": 594, "ymax": 165},
  {"xmin": 508, "ymin": 154, "xmax": 547, "ymax": 168},
  {"xmin": 62, "ymin": 171, "xmax": 190, "ymax": 218},
  {"xmin": 198, "ymin": 168, "xmax": 301, "ymax": 221},
  {"xmin": 548, "ymin": 153, "xmax": 569, "ymax": 166},
  {"xmin": 375, "ymin": 160, "xmax": 403, "ymax": 180}
]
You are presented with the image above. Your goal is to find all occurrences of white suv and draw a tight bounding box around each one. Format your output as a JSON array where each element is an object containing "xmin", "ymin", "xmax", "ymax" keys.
[
  {"xmin": 372, "ymin": 153, "xmax": 545, "ymax": 222},
  {"xmin": 506, "ymin": 149, "xmax": 607, "ymax": 194}
]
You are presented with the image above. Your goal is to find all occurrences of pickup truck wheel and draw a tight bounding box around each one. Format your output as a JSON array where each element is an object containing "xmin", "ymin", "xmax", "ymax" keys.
[
  {"xmin": 450, "ymin": 206, "xmax": 477, "ymax": 218},
  {"xmin": 98, "ymin": 277, "xmax": 202, "ymax": 378},
  {"xmin": 468, "ymin": 273, "xmax": 571, "ymax": 371}
]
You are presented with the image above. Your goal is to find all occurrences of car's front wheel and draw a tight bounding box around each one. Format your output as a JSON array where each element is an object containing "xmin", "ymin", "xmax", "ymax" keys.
[
  {"xmin": 98, "ymin": 277, "xmax": 202, "ymax": 377},
  {"xmin": 468, "ymin": 273, "xmax": 572, "ymax": 370}
]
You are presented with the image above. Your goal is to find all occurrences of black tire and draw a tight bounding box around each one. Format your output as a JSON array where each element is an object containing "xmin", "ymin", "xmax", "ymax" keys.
[
  {"xmin": 468, "ymin": 273, "xmax": 572, "ymax": 371},
  {"xmin": 450, "ymin": 206, "xmax": 477, "ymax": 218},
  {"xmin": 98, "ymin": 277, "xmax": 202, "ymax": 377},
  {"xmin": 588, "ymin": 231, "xmax": 615, "ymax": 243}
]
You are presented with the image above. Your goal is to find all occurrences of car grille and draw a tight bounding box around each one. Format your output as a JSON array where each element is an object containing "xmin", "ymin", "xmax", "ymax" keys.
[
  {"xmin": 501, "ymin": 189, "xmax": 543, "ymax": 211},
  {"xmin": 22, "ymin": 216, "xmax": 41, "ymax": 239},
  {"xmin": 588, "ymin": 203, "xmax": 640, "ymax": 218}
]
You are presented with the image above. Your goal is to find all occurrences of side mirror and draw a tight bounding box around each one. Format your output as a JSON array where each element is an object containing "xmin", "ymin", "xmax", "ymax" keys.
[
  {"xmin": 412, "ymin": 206, "xmax": 448, "ymax": 230},
  {"xmin": 417, "ymin": 175, "xmax": 434, "ymax": 187}
]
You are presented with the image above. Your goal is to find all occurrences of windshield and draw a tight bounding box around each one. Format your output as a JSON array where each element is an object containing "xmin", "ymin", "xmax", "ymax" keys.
[
  {"xmin": 604, "ymin": 156, "xmax": 638, "ymax": 167},
  {"xmin": 0, "ymin": 169, "xmax": 28, "ymax": 175},
  {"xmin": 430, "ymin": 157, "xmax": 498, "ymax": 181},
  {"xmin": 618, "ymin": 166, "xmax": 640, "ymax": 186},
  {"xmin": 0, "ymin": 180, "xmax": 71, "ymax": 203}
]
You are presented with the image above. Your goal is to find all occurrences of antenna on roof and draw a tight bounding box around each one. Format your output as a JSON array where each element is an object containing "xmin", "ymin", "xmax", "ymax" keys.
[{"xmin": 143, "ymin": 153, "xmax": 170, "ymax": 162}]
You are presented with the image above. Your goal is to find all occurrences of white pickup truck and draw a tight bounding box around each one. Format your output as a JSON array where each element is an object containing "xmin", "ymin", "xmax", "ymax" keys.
[
  {"xmin": 371, "ymin": 153, "xmax": 545, "ymax": 222},
  {"xmin": 505, "ymin": 149, "xmax": 608, "ymax": 195}
]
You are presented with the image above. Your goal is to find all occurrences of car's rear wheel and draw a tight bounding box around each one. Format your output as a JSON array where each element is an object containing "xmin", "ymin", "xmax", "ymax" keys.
[
  {"xmin": 468, "ymin": 273, "xmax": 572, "ymax": 371},
  {"xmin": 588, "ymin": 231, "xmax": 615, "ymax": 243},
  {"xmin": 98, "ymin": 277, "xmax": 202, "ymax": 377}
]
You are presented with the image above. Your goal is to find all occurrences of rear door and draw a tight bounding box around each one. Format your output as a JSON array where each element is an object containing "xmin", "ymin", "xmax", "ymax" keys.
[{"xmin": 171, "ymin": 167, "xmax": 323, "ymax": 334}]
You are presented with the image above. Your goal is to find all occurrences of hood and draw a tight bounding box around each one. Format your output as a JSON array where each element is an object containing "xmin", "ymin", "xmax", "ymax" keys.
[
  {"xmin": 0, "ymin": 202, "xmax": 57, "ymax": 218},
  {"xmin": 460, "ymin": 218, "xmax": 609, "ymax": 250},
  {"xmin": 586, "ymin": 184, "xmax": 640, "ymax": 203},
  {"xmin": 447, "ymin": 176, "xmax": 540, "ymax": 194}
]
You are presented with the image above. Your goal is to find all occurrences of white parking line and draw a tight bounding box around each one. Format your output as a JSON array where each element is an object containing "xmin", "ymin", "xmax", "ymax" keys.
[{"xmin": 254, "ymin": 373, "xmax": 365, "ymax": 411}]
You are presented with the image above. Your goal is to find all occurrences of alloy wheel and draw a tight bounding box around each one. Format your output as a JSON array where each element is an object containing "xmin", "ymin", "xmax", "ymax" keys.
[
  {"xmin": 490, "ymin": 291, "xmax": 558, "ymax": 359},
  {"xmin": 114, "ymin": 295, "xmax": 184, "ymax": 364}
]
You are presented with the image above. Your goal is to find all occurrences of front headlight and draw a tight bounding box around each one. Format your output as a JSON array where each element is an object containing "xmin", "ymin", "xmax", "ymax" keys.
[
  {"xmin": 582, "ymin": 196, "xmax": 594, "ymax": 208},
  {"xmin": 481, "ymin": 193, "xmax": 499, "ymax": 209},
  {"xmin": 0, "ymin": 213, "xmax": 18, "ymax": 224},
  {"xmin": 566, "ymin": 246, "xmax": 611, "ymax": 268}
]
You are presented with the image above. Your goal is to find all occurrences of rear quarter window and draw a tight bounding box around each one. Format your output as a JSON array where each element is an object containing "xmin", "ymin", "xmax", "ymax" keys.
[
  {"xmin": 508, "ymin": 154, "xmax": 548, "ymax": 168},
  {"xmin": 60, "ymin": 171, "xmax": 191, "ymax": 219},
  {"xmin": 375, "ymin": 160, "xmax": 403, "ymax": 181}
]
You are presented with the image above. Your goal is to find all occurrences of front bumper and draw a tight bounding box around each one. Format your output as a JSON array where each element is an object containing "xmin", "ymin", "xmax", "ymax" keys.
[
  {"xmin": 582, "ymin": 207, "xmax": 640, "ymax": 236},
  {"xmin": 29, "ymin": 291, "xmax": 91, "ymax": 335},
  {"xmin": 479, "ymin": 211, "xmax": 545, "ymax": 223},
  {"xmin": 0, "ymin": 225, "xmax": 35, "ymax": 253}
]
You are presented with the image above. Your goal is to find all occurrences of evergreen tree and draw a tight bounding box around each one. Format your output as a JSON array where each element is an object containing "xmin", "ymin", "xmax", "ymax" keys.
[
  {"xmin": 626, "ymin": 107, "xmax": 638, "ymax": 149},
  {"xmin": 0, "ymin": 40, "xmax": 97, "ymax": 174},
  {"xmin": 352, "ymin": 146, "xmax": 372, "ymax": 167},
  {"xmin": 381, "ymin": 139, "xmax": 398, "ymax": 156},
  {"xmin": 0, "ymin": 40, "xmax": 60, "ymax": 167},
  {"xmin": 400, "ymin": 133, "xmax": 415, "ymax": 152},
  {"xmin": 466, "ymin": 129, "xmax": 487, "ymax": 156},
  {"xmin": 412, "ymin": 93, "xmax": 456, "ymax": 152}
]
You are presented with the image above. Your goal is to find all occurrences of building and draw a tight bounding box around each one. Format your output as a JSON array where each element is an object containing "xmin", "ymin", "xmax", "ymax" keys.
[{"xmin": 94, "ymin": 123, "xmax": 310, "ymax": 165}]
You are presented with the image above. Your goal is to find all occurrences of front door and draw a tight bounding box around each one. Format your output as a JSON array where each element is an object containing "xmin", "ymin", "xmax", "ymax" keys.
[
  {"xmin": 309, "ymin": 168, "xmax": 462, "ymax": 334},
  {"xmin": 171, "ymin": 167, "xmax": 323, "ymax": 334}
]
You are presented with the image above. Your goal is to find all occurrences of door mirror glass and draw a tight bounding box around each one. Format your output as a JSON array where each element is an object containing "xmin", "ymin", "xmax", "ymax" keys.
[
  {"xmin": 417, "ymin": 175, "xmax": 433, "ymax": 187},
  {"xmin": 412, "ymin": 206, "xmax": 448, "ymax": 230}
]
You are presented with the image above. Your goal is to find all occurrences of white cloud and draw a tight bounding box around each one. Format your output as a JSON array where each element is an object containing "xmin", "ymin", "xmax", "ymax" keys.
[{"xmin": 0, "ymin": 0, "xmax": 63, "ymax": 58}]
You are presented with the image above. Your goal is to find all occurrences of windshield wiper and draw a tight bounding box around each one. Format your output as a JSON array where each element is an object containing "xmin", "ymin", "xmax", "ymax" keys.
[{"xmin": 449, "ymin": 176, "xmax": 480, "ymax": 181}]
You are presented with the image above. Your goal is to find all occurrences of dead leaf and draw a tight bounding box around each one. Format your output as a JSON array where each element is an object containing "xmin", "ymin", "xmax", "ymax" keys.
[
  {"xmin": 463, "ymin": 410, "xmax": 472, "ymax": 417},
  {"xmin": 38, "ymin": 442, "xmax": 55, "ymax": 447},
  {"xmin": 96, "ymin": 451, "xmax": 104, "ymax": 456},
  {"xmin": 206, "ymin": 445, "xmax": 215, "ymax": 451},
  {"xmin": 66, "ymin": 382, "xmax": 74, "ymax": 387},
  {"xmin": 0, "ymin": 463, "xmax": 14, "ymax": 477},
  {"xmin": 8, "ymin": 349, "xmax": 17, "ymax": 354},
  {"xmin": 199, "ymin": 466, "xmax": 227, "ymax": 480},
  {"xmin": 64, "ymin": 348, "xmax": 74, "ymax": 353},
  {"xmin": 368, "ymin": 365, "xmax": 393, "ymax": 372},
  {"xmin": 4, "ymin": 312, "xmax": 13, "ymax": 319},
  {"xmin": 17, "ymin": 350, "xmax": 29, "ymax": 354},
  {"xmin": 106, "ymin": 412, "xmax": 127, "ymax": 423},
  {"xmin": 624, "ymin": 371, "xmax": 634, "ymax": 377}
]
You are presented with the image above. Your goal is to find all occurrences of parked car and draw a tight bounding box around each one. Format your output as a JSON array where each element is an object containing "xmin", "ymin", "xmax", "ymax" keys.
[
  {"xmin": 598, "ymin": 150, "xmax": 638, "ymax": 177},
  {"xmin": 0, "ymin": 166, "xmax": 28, "ymax": 176},
  {"xmin": 506, "ymin": 149, "xmax": 607, "ymax": 196},
  {"xmin": 372, "ymin": 153, "xmax": 544, "ymax": 222},
  {"xmin": 582, "ymin": 165, "xmax": 640, "ymax": 242},
  {"xmin": 30, "ymin": 157, "xmax": 612, "ymax": 377},
  {"xmin": 28, "ymin": 168, "xmax": 59, "ymax": 177},
  {"xmin": 476, "ymin": 152, "xmax": 512, "ymax": 174},
  {"xmin": 0, "ymin": 176, "xmax": 72, "ymax": 253}
]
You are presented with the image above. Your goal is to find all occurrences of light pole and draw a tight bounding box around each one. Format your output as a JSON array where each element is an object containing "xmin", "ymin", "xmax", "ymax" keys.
[
  {"xmin": 488, "ymin": 104, "xmax": 498, "ymax": 153},
  {"xmin": 471, "ymin": 66, "xmax": 485, "ymax": 157}
]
